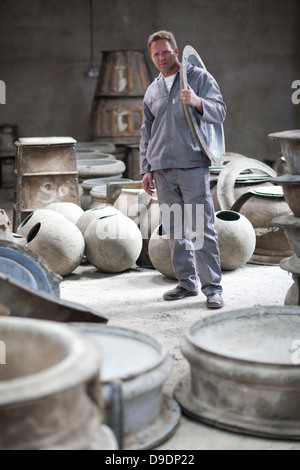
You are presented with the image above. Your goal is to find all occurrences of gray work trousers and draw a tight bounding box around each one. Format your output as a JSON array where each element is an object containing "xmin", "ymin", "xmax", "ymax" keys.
[{"xmin": 153, "ymin": 167, "xmax": 222, "ymax": 296}]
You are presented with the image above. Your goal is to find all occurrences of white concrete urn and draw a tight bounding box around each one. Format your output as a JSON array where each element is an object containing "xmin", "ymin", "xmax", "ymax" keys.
[
  {"xmin": 45, "ymin": 202, "xmax": 84, "ymax": 225},
  {"xmin": 84, "ymin": 213, "xmax": 143, "ymax": 273},
  {"xmin": 17, "ymin": 210, "xmax": 85, "ymax": 277},
  {"xmin": 76, "ymin": 205, "xmax": 122, "ymax": 236},
  {"xmin": 214, "ymin": 210, "xmax": 256, "ymax": 270}
]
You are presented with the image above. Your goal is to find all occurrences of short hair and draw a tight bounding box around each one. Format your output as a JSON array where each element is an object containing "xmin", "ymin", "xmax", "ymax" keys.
[{"xmin": 147, "ymin": 30, "xmax": 177, "ymax": 54}]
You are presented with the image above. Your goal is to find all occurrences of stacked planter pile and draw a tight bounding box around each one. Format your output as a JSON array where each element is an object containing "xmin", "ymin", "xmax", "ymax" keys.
[{"xmin": 269, "ymin": 130, "xmax": 300, "ymax": 305}]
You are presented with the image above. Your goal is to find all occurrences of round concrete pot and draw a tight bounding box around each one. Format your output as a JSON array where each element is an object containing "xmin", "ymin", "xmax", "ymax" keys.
[
  {"xmin": 17, "ymin": 210, "xmax": 85, "ymax": 277},
  {"xmin": 45, "ymin": 202, "xmax": 84, "ymax": 225},
  {"xmin": 80, "ymin": 177, "xmax": 132, "ymax": 210},
  {"xmin": 77, "ymin": 205, "xmax": 122, "ymax": 236},
  {"xmin": 214, "ymin": 210, "xmax": 256, "ymax": 270},
  {"xmin": 0, "ymin": 316, "xmax": 102, "ymax": 450},
  {"xmin": 148, "ymin": 224, "xmax": 176, "ymax": 280},
  {"xmin": 84, "ymin": 214, "xmax": 143, "ymax": 273},
  {"xmin": 77, "ymin": 159, "xmax": 126, "ymax": 182},
  {"xmin": 71, "ymin": 323, "xmax": 181, "ymax": 450},
  {"xmin": 269, "ymin": 130, "xmax": 300, "ymax": 175}
]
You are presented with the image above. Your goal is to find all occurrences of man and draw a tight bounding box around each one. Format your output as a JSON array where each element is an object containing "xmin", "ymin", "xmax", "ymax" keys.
[{"xmin": 140, "ymin": 30, "xmax": 226, "ymax": 309}]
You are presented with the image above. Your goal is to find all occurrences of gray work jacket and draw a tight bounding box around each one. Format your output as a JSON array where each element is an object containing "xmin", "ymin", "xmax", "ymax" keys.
[{"xmin": 139, "ymin": 64, "xmax": 226, "ymax": 174}]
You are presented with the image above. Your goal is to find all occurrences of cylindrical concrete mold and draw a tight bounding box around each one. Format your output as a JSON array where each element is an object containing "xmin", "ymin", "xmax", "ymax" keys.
[
  {"xmin": 13, "ymin": 137, "xmax": 80, "ymax": 231},
  {"xmin": 70, "ymin": 323, "xmax": 181, "ymax": 450},
  {"xmin": 0, "ymin": 316, "xmax": 107, "ymax": 450},
  {"xmin": 175, "ymin": 306, "xmax": 300, "ymax": 440},
  {"xmin": 89, "ymin": 50, "xmax": 151, "ymax": 144}
]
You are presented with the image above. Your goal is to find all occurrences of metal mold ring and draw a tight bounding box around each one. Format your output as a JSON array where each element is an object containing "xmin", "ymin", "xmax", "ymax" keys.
[{"xmin": 180, "ymin": 45, "xmax": 225, "ymax": 166}]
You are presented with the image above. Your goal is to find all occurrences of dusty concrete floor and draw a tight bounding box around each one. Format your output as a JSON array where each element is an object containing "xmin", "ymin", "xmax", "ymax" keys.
[{"xmin": 1, "ymin": 186, "xmax": 300, "ymax": 450}]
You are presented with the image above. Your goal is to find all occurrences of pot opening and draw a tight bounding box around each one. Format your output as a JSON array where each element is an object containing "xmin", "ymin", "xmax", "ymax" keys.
[
  {"xmin": 18, "ymin": 212, "xmax": 34, "ymax": 229},
  {"xmin": 157, "ymin": 224, "xmax": 167, "ymax": 237},
  {"xmin": 27, "ymin": 222, "xmax": 41, "ymax": 243},
  {"xmin": 217, "ymin": 211, "xmax": 240, "ymax": 222}
]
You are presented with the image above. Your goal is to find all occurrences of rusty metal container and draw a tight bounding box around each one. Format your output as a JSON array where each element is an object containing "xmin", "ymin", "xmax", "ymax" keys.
[
  {"xmin": 90, "ymin": 50, "xmax": 152, "ymax": 144},
  {"xmin": 13, "ymin": 137, "xmax": 80, "ymax": 230},
  {"xmin": 175, "ymin": 306, "xmax": 300, "ymax": 440}
]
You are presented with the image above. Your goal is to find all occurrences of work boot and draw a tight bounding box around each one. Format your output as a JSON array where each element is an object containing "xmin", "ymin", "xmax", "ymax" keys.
[
  {"xmin": 206, "ymin": 293, "xmax": 224, "ymax": 309},
  {"xmin": 163, "ymin": 286, "xmax": 199, "ymax": 301}
]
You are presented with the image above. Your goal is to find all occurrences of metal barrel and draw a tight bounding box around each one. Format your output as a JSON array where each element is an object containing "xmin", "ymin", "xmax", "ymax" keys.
[
  {"xmin": 89, "ymin": 50, "xmax": 152, "ymax": 144},
  {"xmin": 13, "ymin": 137, "xmax": 80, "ymax": 231}
]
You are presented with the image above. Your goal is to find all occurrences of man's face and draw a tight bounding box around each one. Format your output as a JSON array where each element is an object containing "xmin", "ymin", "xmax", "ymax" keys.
[{"xmin": 150, "ymin": 39, "xmax": 180, "ymax": 77}]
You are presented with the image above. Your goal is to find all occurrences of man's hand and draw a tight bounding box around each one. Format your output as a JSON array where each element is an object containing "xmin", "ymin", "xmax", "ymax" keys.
[
  {"xmin": 142, "ymin": 172, "xmax": 155, "ymax": 196},
  {"xmin": 181, "ymin": 84, "xmax": 203, "ymax": 115}
]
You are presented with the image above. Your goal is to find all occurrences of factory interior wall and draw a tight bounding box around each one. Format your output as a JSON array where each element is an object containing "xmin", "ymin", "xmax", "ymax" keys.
[{"xmin": 0, "ymin": 0, "xmax": 299, "ymax": 162}]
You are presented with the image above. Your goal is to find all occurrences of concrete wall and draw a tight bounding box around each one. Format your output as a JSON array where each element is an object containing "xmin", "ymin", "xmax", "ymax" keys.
[{"xmin": 0, "ymin": 0, "xmax": 299, "ymax": 162}]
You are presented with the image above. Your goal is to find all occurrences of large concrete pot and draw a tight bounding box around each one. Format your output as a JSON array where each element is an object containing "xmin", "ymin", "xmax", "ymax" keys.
[
  {"xmin": 174, "ymin": 306, "xmax": 300, "ymax": 440},
  {"xmin": 76, "ymin": 141, "xmax": 116, "ymax": 154},
  {"xmin": 45, "ymin": 202, "xmax": 84, "ymax": 225},
  {"xmin": 0, "ymin": 316, "xmax": 102, "ymax": 450},
  {"xmin": 214, "ymin": 210, "xmax": 256, "ymax": 271},
  {"xmin": 84, "ymin": 214, "xmax": 143, "ymax": 273},
  {"xmin": 17, "ymin": 210, "xmax": 85, "ymax": 277},
  {"xmin": 148, "ymin": 224, "xmax": 176, "ymax": 280}
]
